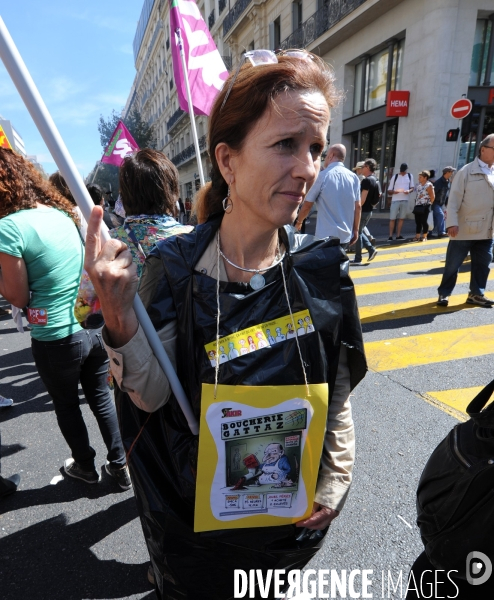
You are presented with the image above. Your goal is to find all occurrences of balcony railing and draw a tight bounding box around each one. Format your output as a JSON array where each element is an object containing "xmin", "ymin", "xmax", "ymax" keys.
[
  {"xmin": 167, "ymin": 107, "xmax": 186, "ymax": 131},
  {"xmin": 208, "ymin": 9, "xmax": 215, "ymax": 28},
  {"xmin": 171, "ymin": 135, "xmax": 207, "ymax": 167},
  {"xmin": 223, "ymin": 0, "xmax": 251, "ymax": 36},
  {"xmin": 280, "ymin": 0, "xmax": 367, "ymax": 49},
  {"xmin": 219, "ymin": 0, "xmax": 227, "ymax": 13},
  {"xmin": 221, "ymin": 55, "xmax": 233, "ymax": 71}
]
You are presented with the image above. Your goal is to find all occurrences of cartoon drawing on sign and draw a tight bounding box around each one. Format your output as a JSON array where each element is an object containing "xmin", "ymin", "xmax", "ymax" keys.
[
  {"xmin": 228, "ymin": 342, "xmax": 239, "ymax": 361},
  {"xmin": 247, "ymin": 336, "xmax": 256, "ymax": 352},
  {"xmin": 256, "ymin": 331, "xmax": 269, "ymax": 349},
  {"xmin": 275, "ymin": 327, "xmax": 285, "ymax": 343},
  {"xmin": 219, "ymin": 346, "xmax": 228, "ymax": 363},
  {"xmin": 297, "ymin": 319, "xmax": 305, "ymax": 336},
  {"xmin": 238, "ymin": 339, "xmax": 248, "ymax": 355},
  {"xmin": 286, "ymin": 323, "xmax": 295, "ymax": 339},
  {"xmin": 304, "ymin": 315, "xmax": 314, "ymax": 333},
  {"xmin": 266, "ymin": 329, "xmax": 276, "ymax": 345},
  {"xmin": 208, "ymin": 350, "xmax": 216, "ymax": 368},
  {"xmin": 231, "ymin": 446, "xmax": 243, "ymax": 471}
]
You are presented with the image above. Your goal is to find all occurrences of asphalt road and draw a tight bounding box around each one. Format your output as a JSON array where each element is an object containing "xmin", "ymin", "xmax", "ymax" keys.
[{"xmin": 1, "ymin": 213, "xmax": 491, "ymax": 600}]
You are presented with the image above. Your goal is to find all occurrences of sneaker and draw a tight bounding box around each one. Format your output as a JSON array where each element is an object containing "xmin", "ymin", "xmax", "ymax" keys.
[
  {"xmin": 0, "ymin": 395, "xmax": 13, "ymax": 408},
  {"xmin": 105, "ymin": 462, "xmax": 132, "ymax": 490},
  {"xmin": 466, "ymin": 294, "xmax": 494, "ymax": 307},
  {"xmin": 0, "ymin": 474, "xmax": 20, "ymax": 498},
  {"xmin": 350, "ymin": 259, "xmax": 362, "ymax": 264},
  {"xmin": 388, "ymin": 236, "xmax": 393, "ymax": 241},
  {"xmin": 63, "ymin": 458, "xmax": 100, "ymax": 484},
  {"xmin": 396, "ymin": 235, "xmax": 405, "ymax": 240},
  {"xmin": 437, "ymin": 296, "xmax": 449, "ymax": 306},
  {"xmin": 439, "ymin": 233, "xmax": 449, "ymax": 238},
  {"xmin": 368, "ymin": 249, "xmax": 378, "ymax": 262}
]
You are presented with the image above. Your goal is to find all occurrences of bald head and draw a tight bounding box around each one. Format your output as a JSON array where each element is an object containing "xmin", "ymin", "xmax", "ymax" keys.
[{"xmin": 325, "ymin": 143, "xmax": 346, "ymax": 167}]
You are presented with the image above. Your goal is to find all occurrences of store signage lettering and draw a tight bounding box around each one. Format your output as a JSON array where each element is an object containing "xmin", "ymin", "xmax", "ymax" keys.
[{"xmin": 386, "ymin": 91, "xmax": 410, "ymax": 117}]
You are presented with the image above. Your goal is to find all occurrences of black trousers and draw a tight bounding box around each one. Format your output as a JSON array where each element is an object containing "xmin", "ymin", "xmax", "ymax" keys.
[{"xmin": 414, "ymin": 206, "xmax": 430, "ymax": 235}]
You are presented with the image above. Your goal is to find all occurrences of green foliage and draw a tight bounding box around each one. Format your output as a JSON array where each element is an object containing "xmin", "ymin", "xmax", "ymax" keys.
[
  {"xmin": 97, "ymin": 108, "xmax": 156, "ymax": 150},
  {"xmin": 86, "ymin": 161, "xmax": 119, "ymax": 199}
]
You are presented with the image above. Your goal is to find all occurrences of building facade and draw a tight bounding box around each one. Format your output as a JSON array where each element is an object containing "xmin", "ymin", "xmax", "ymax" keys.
[
  {"xmin": 124, "ymin": 0, "xmax": 232, "ymax": 202},
  {"xmin": 0, "ymin": 116, "xmax": 26, "ymax": 157},
  {"xmin": 127, "ymin": 0, "xmax": 494, "ymax": 209}
]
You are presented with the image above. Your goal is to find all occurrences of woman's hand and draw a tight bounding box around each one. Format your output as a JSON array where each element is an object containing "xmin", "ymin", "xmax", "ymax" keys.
[
  {"xmin": 295, "ymin": 502, "xmax": 340, "ymax": 530},
  {"xmin": 84, "ymin": 206, "xmax": 139, "ymax": 347}
]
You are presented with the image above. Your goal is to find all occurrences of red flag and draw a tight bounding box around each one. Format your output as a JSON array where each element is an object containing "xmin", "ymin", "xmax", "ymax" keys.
[{"xmin": 101, "ymin": 120, "xmax": 139, "ymax": 167}]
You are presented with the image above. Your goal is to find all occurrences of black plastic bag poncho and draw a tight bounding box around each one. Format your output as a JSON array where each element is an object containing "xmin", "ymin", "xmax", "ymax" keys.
[{"xmin": 115, "ymin": 215, "xmax": 366, "ymax": 599}]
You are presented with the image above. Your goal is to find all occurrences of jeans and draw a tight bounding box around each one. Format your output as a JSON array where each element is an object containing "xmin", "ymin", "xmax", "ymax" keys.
[
  {"xmin": 31, "ymin": 328, "xmax": 125, "ymax": 472},
  {"xmin": 438, "ymin": 239, "xmax": 494, "ymax": 297},
  {"xmin": 432, "ymin": 202, "xmax": 446, "ymax": 235},
  {"xmin": 355, "ymin": 211, "xmax": 375, "ymax": 262}
]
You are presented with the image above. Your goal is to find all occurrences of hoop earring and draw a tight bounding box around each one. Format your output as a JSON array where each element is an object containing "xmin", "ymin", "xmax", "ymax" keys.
[{"xmin": 222, "ymin": 186, "xmax": 233, "ymax": 213}]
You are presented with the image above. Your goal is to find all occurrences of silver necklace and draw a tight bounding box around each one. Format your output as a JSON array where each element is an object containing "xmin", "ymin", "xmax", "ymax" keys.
[
  {"xmin": 218, "ymin": 236, "xmax": 284, "ymax": 290},
  {"xmin": 213, "ymin": 231, "xmax": 310, "ymax": 399}
]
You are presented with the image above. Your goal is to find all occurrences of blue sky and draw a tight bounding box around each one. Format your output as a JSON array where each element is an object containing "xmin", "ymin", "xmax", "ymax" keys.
[{"xmin": 0, "ymin": 2, "xmax": 142, "ymax": 176}]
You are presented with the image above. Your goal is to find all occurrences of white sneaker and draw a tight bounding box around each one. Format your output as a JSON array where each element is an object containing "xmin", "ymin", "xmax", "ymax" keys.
[{"xmin": 0, "ymin": 395, "xmax": 13, "ymax": 408}]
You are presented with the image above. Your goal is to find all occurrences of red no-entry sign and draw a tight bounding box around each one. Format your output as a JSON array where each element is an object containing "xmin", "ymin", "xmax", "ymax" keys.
[{"xmin": 450, "ymin": 98, "xmax": 472, "ymax": 120}]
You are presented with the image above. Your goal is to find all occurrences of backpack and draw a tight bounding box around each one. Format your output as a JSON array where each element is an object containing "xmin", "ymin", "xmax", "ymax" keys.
[{"xmin": 416, "ymin": 380, "xmax": 494, "ymax": 579}]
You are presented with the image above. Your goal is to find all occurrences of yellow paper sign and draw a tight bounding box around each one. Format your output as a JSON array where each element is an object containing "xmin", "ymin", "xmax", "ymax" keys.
[
  {"xmin": 0, "ymin": 125, "xmax": 12, "ymax": 150},
  {"xmin": 204, "ymin": 309, "xmax": 315, "ymax": 367},
  {"xmin": 194, "ymin": 383, "xmax": 329, "ymax": 532}
]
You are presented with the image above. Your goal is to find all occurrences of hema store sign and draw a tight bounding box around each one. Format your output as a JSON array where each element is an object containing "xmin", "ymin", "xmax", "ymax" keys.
[{"xmin": 386, "ymin": 91, "xmax": 410, "ymax": 117}]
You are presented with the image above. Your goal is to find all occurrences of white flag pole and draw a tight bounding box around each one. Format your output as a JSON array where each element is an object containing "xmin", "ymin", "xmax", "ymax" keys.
[
  {"xmin": 0, "ymin": 15, "xmax": 199, "ymax": 436},
  {"xmin": 89, "ymin": 162, "xmax": 102, "ymax": 184},
  {"xmin": 175, "ymin": 28, "xmax": 205, "ymax": 187}
]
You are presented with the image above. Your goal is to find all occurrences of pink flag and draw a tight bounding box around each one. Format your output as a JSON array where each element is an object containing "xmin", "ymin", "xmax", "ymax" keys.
[
  {"xmin": 170, "ymin": 0, "xmax": 229, "ymax": 116},
  {"xmin": 101, "ymin": 120, "xmax": 139, "ymax": 167}
]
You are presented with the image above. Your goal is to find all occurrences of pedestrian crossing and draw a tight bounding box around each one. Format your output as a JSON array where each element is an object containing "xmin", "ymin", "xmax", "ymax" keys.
[{"xmin": 350, "ymin": 237, "xmax": 494, "ymax": 420}]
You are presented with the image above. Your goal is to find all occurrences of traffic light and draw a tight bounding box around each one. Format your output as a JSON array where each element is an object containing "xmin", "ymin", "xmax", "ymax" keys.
[
  {"xmin": 446, "ymin": 128, "xmax": 459, "ymax": 142},
  {"xmin": 461, "ymin": 101, "xmax": 481, "ymax": 139}
]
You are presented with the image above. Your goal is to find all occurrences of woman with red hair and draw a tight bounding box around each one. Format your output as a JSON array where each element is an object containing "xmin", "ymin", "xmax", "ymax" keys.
[{"xmin": 0, "ymin": 149, "xmax": 129, "ymax": 489}]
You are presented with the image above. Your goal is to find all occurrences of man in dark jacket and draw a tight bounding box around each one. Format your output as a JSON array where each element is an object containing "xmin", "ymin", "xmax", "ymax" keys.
[
  {"xmin": 431, "ymin": 167, "xmax": 455, "ymax": 237},
  {"xmin": 352, "ymin": 158, "xmax": 379, "ymax": 263}
]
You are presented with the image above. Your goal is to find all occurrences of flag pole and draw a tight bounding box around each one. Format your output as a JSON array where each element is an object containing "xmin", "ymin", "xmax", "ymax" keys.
[
  {"xmin": 175, "ymin": 28, "xmax": 205, "ymax": 187},
  {"xmin": 90, "ymin": 162, "xmax": 102, "ymax": 184},
  {"xmin": 0, "ymin": 15, "xmax": 199, "ymax": 436}
]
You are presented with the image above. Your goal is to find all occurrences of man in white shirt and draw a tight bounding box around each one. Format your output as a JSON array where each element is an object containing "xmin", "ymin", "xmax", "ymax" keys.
[
  {"xmin": 437, "ymin": 134, "xmax": 494, "ymax": 307},
  {"xmin": 296, "ymin": 144, "xmax": 361, "ymax": 246},
  {"xmin": 388, "ymin": 163, "xmax": 414, "ymax": 241}
]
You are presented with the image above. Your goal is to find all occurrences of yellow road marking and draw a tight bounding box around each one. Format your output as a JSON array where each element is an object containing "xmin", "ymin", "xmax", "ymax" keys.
[
  {"xmin": 349, "ymin": 246, "xmax": 448, "ymax": 264},
  {"xmin": 355, "ymin": 272, "xmax": 471, "ymax": 296},
  {"xmin": 359, "ymin": 294, "xmax": 478, "ymax": 323},
  {"xmin": 426, "ymin": 387, "xmax": 484, "ymax": 416},
  {"xmin": 371, "ymin": 239, "xmax": 448, "ymax": 254},
  {"xmin": 365, "ymin": 324, "xmax": 494, "ymax": 371},
  {"xmin": 350, "ymin": 259, "xmax": 448, "ymax": 279}
]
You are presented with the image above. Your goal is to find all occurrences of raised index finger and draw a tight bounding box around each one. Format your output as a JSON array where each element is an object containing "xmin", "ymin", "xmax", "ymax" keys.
[{"xmin": 84, "ymin": 205, "xmax": 103, "ymax": 267}]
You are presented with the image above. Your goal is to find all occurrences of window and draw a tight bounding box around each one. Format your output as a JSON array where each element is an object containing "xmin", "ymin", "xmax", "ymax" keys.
[
  {"xmin": 269, "ymin": 17, "xmax": 281, "ymax": 50},
  {"xmin": 353, "ymin": 39, "xmax": 405, "ymax": 115},
  {"xmin": 170, "ymin": 78, "xmax": 174, "ymax": 90},
  {"xmin": 292, "ymin": 0, "xmax": 302, "ymax": 32},
  {"xmin": 248, "ymin": 40, "xmax": 255, "ymax": 51},
  {"xmin": 470, "ymin": 18, "xmax": 494, "ymax": 86}
]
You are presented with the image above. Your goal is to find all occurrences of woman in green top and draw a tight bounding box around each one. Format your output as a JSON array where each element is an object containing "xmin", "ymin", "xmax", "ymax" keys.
[{"xmin": 0, "ymin": 148, "xmax": 129, "ymax": 489}]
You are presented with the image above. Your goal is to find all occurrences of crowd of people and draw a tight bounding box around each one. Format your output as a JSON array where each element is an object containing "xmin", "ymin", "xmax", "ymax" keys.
[{"xmin": 0, "ymin": 47, "xmax": 493, "ymax": 599}]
